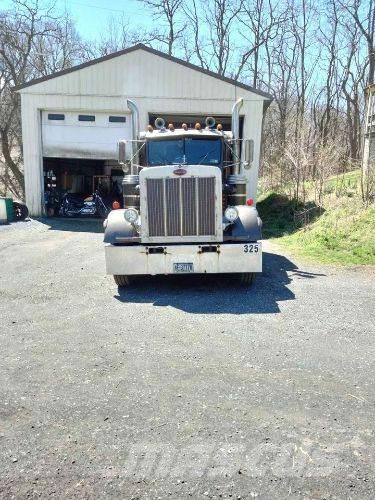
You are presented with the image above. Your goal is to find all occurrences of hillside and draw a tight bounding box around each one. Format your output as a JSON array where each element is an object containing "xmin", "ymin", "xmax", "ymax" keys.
[{"xmin": 257, "ymin": 170, "xmax": 375, "ymax": 265}]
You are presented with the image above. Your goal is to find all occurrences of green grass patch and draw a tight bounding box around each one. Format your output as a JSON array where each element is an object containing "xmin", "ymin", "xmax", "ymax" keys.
[
  {"xmin": 257, "ymin": 192, "xmax": 299, "ymax": 238},
  {"xmin": 257, "ymin": 171, "xmax": 375, "ymax": 266},
  {"xmin": 278, "ymin": 201, "xmax": 375, "ymax": 265}
]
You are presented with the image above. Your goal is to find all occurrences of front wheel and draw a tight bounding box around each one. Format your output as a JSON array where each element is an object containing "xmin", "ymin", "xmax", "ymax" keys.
[
  {"xmin": 114, "ymin": 275, "xmax": 134, "ymax": 287},
  {"xmin": 239, "ymin": 272, "xmax": 255, "ymax": 287}
]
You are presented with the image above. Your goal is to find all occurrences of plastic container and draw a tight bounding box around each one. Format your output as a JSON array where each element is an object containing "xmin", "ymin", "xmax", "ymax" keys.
[{"xmin": 0, "ymin": 197, "xmax": 14, "ymax": 224}]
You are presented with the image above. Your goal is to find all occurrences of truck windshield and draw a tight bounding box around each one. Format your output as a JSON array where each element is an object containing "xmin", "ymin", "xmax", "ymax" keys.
[{"xmin": 148, "ymin": 138, "xmax": 222, "ymax": 166}]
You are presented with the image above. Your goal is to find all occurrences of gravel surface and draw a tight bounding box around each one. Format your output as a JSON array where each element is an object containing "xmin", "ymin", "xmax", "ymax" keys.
[{"xmin": 0, "ymin": 218, "xmax": 374, "ymax": 499}]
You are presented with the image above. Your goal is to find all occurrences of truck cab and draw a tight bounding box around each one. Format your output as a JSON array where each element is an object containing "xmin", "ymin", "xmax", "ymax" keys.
[{"xmin": 104, "ymin": 99, "xmax": 262, "ymax": 286}]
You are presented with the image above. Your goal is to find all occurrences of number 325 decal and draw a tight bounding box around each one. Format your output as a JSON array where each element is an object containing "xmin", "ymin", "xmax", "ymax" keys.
[{"xmin": 244, "ymin": 244, "xmax": 259, "ymax": 253}]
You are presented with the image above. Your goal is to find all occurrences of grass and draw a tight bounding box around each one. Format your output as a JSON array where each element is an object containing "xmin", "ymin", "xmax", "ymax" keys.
[
  {"xmin": 257, "ymin": 192, "xmax": 304, "ymax": 238},
  {"xmin": 257, "ymin": 170, "xmax": 375, "ymax": 266}
]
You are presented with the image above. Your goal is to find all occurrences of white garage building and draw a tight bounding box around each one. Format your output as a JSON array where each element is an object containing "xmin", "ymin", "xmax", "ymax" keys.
[{"xmin": 15, "ymin": 44, "xmax": 272, "ymax": 216}]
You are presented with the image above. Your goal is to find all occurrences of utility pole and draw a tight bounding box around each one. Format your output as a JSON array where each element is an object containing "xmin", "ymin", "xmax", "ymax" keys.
[{"xmin": 362, "ymin": 84, "xmax": 375, "ymax": 202}]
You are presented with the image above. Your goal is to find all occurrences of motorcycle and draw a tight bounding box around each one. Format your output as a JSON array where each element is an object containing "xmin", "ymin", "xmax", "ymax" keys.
[
  {"xmin": 59, "ymin": 190, "xmax": 111, "ymax": 218},
  {"xmin": 44, "ymin": 188, "xmax": 63, "ymax": 217}
]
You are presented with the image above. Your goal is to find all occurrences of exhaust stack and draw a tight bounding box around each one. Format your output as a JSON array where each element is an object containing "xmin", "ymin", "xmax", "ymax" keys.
[
  {"xmin": 127, "ymin": 99, "xmax": 140, "ymax": 174},
  {"xmin": 231, "ymin": 98, "xmax": 243, "ymax": 175},
  {"xmin": 123, "ymin": 99, "xmax": 141, "ymax": 208},
  {"xmin": 227, "ymin": 98, "xmax": 246, "ymax": 206}
]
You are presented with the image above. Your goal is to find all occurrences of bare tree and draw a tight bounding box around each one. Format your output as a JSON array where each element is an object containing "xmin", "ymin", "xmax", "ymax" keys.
[
  {"xmin": 183, "ymin": 0, "xmax": 243, "ymax": 75},
  {"xmin": 0, "ymin": 0, "xmax": 85, "ymax": 197},
  {"xmin": 137, "ymin": 0, "xmax": 185, "ymax": 56},
  {"xmin": 94, "ymin": 14, "xmax": 133, "ymax": 56},
  {"xmin": 32, "ymin": 13, "xmax": 89, "ymax": 75},
  {"xmin": 315, "ymin": 0, "xmax": 340, "ymax": 147},
  {"xmin": 234, "ymin": 0, "xmax": 285, "ymax": 85},
  {"xmin": 182, "ymin": 0, "xmax": 209, "ymax": 69},
  {"xmin": 206, "ymin": 0, "xmax": 243, "ymax": 76},
  {"xmin": 339, "ymin": 0, "xmax": 375, "ymax": 86}
]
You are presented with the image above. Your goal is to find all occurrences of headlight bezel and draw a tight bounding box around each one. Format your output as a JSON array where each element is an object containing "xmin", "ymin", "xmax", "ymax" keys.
[
  {"xmin": 124, "ymin": 207, "xmax": 139, "ymax": 224},
  {"xmin": 224, "ymin": 206, "xmax": 239, "ymax": 223}
]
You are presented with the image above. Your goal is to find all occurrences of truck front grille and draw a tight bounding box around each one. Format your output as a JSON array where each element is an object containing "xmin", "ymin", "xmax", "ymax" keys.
[{"xmin": 146, "ymin": 176, "xmax": 216, "ymax": 238}]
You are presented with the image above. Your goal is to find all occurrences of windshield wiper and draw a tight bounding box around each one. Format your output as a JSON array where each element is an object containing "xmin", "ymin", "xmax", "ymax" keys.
[{"xmin": 195, "ymin": 149, "xmax": 218, "ymax": 166}]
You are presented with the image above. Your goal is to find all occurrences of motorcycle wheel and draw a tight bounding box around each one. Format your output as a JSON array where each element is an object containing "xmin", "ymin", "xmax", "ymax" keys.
[{"xmin": 98, "ymin": 205, "xmax": 109, "ymax": 219}]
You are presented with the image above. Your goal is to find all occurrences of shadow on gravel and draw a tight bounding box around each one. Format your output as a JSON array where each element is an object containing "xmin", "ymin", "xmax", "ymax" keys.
[
  {"xmin": 114, "ymin": 252, "xmax": 326, "ymax": 314},
  {"xmin": 37, "ymin": 217, "xmax": 104, "ymax": 233}
]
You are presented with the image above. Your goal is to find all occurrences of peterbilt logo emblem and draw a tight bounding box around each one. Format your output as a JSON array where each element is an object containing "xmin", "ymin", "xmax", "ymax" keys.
[{"xmin": 173, "ymin": 168, "xmax": 187, "ymax": 176}]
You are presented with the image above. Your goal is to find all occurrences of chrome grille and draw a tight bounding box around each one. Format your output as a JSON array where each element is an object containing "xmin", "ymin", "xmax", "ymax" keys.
[
  {"xmin": 146, "ymin": 176, "xmax": 216, "ymax": 238},
  {"xmin": 146, "ymin": 178, "xmax": 164, "ymax": 236}
]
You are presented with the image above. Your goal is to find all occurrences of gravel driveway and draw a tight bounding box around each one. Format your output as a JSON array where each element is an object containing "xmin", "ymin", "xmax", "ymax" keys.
[{"xmin": 0, "ymin": 219, "xmax": 374, "ymax": 499}]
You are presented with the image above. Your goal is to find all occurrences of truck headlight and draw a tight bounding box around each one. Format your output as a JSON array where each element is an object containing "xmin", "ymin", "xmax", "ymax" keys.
[
  {"xmin": 224, "ymin": 206, "xmax": 239, "ymax": 222},
  {"xmin": 124, "ymin": 208, "xmax": 139, "ymax": 224}
]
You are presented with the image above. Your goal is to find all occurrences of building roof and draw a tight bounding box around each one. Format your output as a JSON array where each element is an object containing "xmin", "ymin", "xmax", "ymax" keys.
[{"xmin": 14, "ymin": 43, "xmax": 273, "ymax": 100}]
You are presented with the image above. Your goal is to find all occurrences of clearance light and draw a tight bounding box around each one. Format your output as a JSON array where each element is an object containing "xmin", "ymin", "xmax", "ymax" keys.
[
  {"xmin": 246, "ymin": 198, "xmax": 254, "ymax": 206},
  {"xmin": 147, "ymin": 125, "xmax": 153, "ymax": 132},
  {"xmin": 195, "ymin": 122, "xmax": 201, "ymax": 130},
  {"xmin": 182, "ymin": 123, "xmax": 188, "ymax": 130},
  {"xmin": 168, "ymin": 123, "xmax": 175, "ymax": 131},
  {"xmin": 112, "ymin": 201, "xmax": 120, "ymax": 210},
  {"xmin": 217, "ymin": 123, "xmax": 223, "ymax": 131}
]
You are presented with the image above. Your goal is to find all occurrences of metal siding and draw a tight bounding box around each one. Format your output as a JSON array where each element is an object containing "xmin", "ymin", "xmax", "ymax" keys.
[
  {"xmin": 242, "ymin": 101, "xmax": 264, "ymax": 202},
  {"xmin": 19, "ymin": 50, "xmax": 265, "ymax": 100},
  {"xmin": 21, "ymin": 95, "xmax": 44, "ymax": 216}
]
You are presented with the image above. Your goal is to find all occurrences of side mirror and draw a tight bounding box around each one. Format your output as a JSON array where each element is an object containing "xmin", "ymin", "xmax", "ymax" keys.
[
  {"xmin": 118, "ymin": 140, "xmax": 127, "ymax": 164},
  {"xmin": 243, "ymin": 139, "xmax": 254, "ymax": 169}
]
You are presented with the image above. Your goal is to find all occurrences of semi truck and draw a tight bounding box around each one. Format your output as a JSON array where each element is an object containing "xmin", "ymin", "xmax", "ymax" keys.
[{"xmin": 103, "ymin": 98, "xmax": 263, "ymax": 286}]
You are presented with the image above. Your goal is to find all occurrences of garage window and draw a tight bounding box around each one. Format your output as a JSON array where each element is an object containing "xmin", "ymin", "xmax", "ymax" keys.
[
  {"xmin": 109, "ymin": 116, "xmax": 126, "ymax": 123},
  {"xmin": 78, "ymin": 114, "xmax": 95, "ymax": 122},
  {"xmin": 48, "ymin": 113, "xmax": 65, "ymax": 121}
]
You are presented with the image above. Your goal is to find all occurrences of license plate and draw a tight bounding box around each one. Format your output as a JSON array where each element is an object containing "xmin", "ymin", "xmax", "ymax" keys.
[{"xmin": 173, "ymin": 263, "xmax": 194, "ymax": 273}]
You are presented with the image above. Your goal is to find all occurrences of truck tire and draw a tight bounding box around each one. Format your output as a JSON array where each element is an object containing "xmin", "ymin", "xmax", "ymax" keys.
[
  {"xmin": 239, "ymin": 272, "xmax": 255, "ymax": 287},
  {"xmin": 114, "ymin": 275, "xmax": 133, "ymax": 287}
]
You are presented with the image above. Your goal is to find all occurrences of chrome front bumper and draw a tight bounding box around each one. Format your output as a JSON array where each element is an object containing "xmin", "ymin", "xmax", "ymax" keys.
[{"xmin": 105, "ymin": 242, "xmax": 262, "ymax": 276}]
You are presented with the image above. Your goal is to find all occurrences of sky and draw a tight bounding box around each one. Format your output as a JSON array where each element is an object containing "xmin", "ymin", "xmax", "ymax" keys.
[
  {"xmin": 58, "ymin": 0, "xmax": 149, "ymax": 39},
  {"xmin": 1, "ymin": 0, "xmax": 152, "ymax": 41}
]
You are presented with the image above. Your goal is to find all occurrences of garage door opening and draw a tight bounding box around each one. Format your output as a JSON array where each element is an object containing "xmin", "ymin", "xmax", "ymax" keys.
[{"xmin": 43, "ymin": 157, "xmax": 123, "ymax": 217}]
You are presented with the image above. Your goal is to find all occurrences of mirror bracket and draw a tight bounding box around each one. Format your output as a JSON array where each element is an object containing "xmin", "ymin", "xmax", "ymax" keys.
[{"xmin": 243, "ymin": 139, "xmax": 254, "ymax": 170}]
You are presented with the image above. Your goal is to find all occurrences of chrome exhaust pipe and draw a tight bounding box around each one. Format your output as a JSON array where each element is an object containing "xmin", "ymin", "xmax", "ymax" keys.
[
  {"xmin": 127, "ymin": 99, "xmax": 140, "ymax": 174},
  {"xmin": 231, "ymin": 98, "xmax": 243, "ymax": 175}
]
